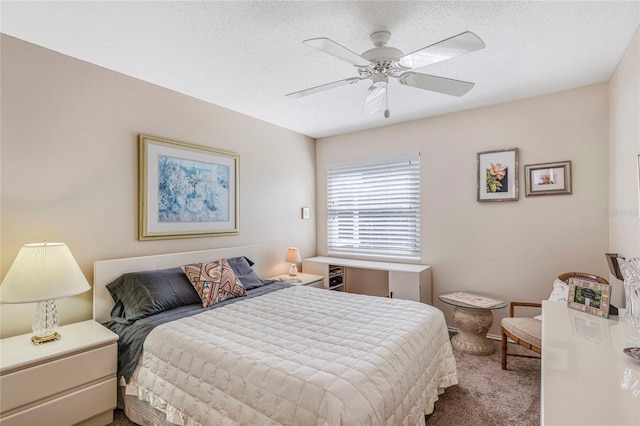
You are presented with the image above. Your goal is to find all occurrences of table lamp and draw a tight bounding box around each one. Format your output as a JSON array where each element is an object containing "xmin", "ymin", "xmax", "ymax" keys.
[
  {"xmin": 0, "ymin": 242, "xmax": 91, "ymax": 345},
  {"xmin": 285, "ymin": 247, "xmax": 302, "ymax": 276}
]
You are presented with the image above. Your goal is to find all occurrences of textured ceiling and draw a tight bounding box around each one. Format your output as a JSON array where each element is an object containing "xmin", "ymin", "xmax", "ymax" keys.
[{"xmin": 2, "ymin": 1, "xmax": 639, "ymax": 138}]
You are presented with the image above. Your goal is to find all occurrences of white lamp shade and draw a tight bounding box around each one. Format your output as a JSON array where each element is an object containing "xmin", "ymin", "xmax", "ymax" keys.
[
  {"xmin": 285, "ymin": 247, "xmax": 302, "ymax": 263},
  {"xmin": 0, "ymin": 242, "xmax": 91, "ymax": 303}
]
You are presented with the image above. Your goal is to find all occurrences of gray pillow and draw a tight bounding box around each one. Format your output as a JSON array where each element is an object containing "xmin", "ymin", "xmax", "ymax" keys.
[
  {"xmin": 107, "ymin": 267, "xmax": 201, "ymax": 321},
  {"xmin": 227, "ymin": 256, "xmax": 276, "ymax": 291}
]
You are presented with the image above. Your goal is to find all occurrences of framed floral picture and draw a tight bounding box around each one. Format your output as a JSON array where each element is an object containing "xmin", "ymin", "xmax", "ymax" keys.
[
  {"xmin": 477, "ymin": 148, "xmax": 519, "ymax": 202},
  {"xmin": 524, "ymin": 161, "xmax": 572, "ymax": 196},
  {"xmin": 139, "ymin": 134, "xmax": 239, "ymax": 240}
]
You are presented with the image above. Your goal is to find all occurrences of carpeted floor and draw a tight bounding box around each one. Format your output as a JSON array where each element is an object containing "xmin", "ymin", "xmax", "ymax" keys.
[
  {"xmin": 426, "ymin": 337, "xmax": 541, "ymax": 426},
  {"xmin": 110, "ymin": 337, "xmax": 540, "ymax": 426}
]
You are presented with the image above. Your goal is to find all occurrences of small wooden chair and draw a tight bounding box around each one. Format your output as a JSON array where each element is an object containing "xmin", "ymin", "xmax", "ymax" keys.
[{"xmin": 500, "ymin": 272, "xmax": 609, "ymax": 370}]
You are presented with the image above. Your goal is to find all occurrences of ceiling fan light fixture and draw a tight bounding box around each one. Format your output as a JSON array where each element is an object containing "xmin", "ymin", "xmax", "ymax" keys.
[
  {"xmin": 371, "ymin": 73, "xmax": 388, "ymax": 88},
  {"xmin": 363, "ymin": 84, "xmax": 386, "ymax": 116}
]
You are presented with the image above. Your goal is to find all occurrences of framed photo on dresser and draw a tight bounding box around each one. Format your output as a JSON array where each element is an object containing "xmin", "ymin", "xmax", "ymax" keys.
[{"xmin": 567, "ymin": 277, "xmax": 611, "ymax": 318}]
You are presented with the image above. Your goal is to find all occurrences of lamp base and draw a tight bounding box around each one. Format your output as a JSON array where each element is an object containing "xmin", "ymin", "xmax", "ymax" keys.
[
  {"xmin": 288, "ymin": 263, "xmax": 298, "ymax": 276},
  {"xmin": 31, "ymin": 300, "xmax": 60, "ymax": 345},
  {"xmin": 31, "ymin": 332, "xmax": 61, "ymax": 345}
]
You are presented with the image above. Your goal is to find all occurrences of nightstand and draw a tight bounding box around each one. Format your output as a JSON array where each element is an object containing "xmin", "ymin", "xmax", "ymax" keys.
[
  {"xmin": 0, "ymin": 320, "xmax": 119, "ymax": 426},
  {"xmin": 273, "ymin": 272, "xmax": 325, "ymax": 288}
]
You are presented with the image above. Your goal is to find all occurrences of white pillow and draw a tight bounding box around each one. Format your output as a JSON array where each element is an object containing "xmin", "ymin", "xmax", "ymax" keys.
[
  {"xmin": 534, "ymin": 279, "xmax": 569, "ymax": 321},
  {"xmin": 548, "ymin": 279, "xmax": 569, "ymax": 302}
]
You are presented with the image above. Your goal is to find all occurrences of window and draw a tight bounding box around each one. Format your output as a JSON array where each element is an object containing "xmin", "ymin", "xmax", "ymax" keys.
[{"xmin": 327, "ymin": 154, "xmax": 420, "ymax": 259}]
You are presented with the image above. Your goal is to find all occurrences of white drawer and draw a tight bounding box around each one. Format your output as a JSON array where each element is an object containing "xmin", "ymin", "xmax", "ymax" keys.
[
  {"xmin": 0, "ymin": 343, "xmax": 116, "ymax": 413},
  {"xmin": 0, "ymin": 377, "xmax": 117, "ymax": 426}
]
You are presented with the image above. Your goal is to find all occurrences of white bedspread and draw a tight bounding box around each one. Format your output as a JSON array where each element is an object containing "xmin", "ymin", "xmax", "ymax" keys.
[{"xmin": 126, "ymin": 286, "xmax": 457, "ymax": 426}]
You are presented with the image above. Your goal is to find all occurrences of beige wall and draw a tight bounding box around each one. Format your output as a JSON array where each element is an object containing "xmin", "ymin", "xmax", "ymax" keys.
[
  {"xmin": 0, "ymin": 35, "xmax": 317, "ymax": 338},
  {"xmin": 3, "ymin": 27, "xmax": 636, "ymax": 340},
  {"xmin": 609, "ymin": 26, "xmax": 640, "ymax": 291},
  {"xmin": 316, "ymin": 84, "xmax": 610, "ymax": 335}
]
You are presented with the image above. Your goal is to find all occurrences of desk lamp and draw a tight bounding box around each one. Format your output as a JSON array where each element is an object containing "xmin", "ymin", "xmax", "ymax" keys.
[{"xmin": 285, "ymin": 247, "xmax": 302, "ymax": 276}]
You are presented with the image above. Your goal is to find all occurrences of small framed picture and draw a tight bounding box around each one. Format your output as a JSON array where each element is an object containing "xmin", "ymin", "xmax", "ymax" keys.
[
  {"xmin": 567, "ymin": 278, "xmax": 611, "ymax": 318},
  {"xmin": 524, "ymin": 161, "xmax": 572, "ymax": 196},
  {"xmin": 477, "ymin": 148, "xmax": 519, "ymax": 202}
]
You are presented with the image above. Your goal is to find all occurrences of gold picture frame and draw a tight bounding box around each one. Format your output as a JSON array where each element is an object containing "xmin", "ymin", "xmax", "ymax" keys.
[
  {"xmin": 567, "ymin": 277, "xmax": 611, "ymax": 319},
  {"xmin": 524, "ymin": 160, "xmax": 572, "ymax": 196},
  {"xmin": 139, "ymin": 134, "xmax": 239, "ymax": 240}
]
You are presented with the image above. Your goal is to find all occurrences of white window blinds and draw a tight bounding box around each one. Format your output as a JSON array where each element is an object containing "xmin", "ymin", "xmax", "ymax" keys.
[{"xmin": 327, "ymin": 154, "xmax": 421, "ymax": 259}]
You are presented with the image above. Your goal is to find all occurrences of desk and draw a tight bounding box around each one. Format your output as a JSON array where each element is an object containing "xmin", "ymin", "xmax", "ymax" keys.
[
  {"xmin": 439, "ymin": 292, "xmax": 508, "ymax": 355},
  {"xmin": 542, "ymin": 301, "xmax": 640, "ymax": 425},
  {"xmin": 302, "ymin": 256, "xmax": 431, "ymax": 303}
]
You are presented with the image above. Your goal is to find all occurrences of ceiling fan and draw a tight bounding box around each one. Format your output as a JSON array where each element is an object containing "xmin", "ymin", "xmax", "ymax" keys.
[{"xmin": 286, "ymin": 31, "xmax": 485, "ymax": 118}]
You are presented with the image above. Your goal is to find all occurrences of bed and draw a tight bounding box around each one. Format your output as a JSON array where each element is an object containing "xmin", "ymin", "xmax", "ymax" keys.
[{"xmin": 94, "ymin": 246, "xmax": 457, "ymax": 426}]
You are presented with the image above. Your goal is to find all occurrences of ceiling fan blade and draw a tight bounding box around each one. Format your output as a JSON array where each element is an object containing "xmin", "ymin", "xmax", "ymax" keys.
[
  {"xmin": 304, "ymin": 38, "xmax": 372, "ymax": 67},
  {"xmin": 398, "ymin": 72, "xmax": 475, "ymax": 97},
  {"xmin": 363, "ymin": 85, "xmax": 386, "ymax": 115},
  {"xmin": 286, "ymin": 77, "xmax": 362, "ymax": 99},
  {"xmin": 397, "ymin": 31, "xmax": 485, "ymax": 70}
]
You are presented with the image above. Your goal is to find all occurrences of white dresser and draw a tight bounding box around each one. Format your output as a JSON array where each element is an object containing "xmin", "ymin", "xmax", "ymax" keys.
[
  {"xmin": 542, "ymin": 301, "xmax": 640, "ymax": 425},
  {"xmin": 0, "ymin": 320, "xmax": 119, "ymax": 426}
]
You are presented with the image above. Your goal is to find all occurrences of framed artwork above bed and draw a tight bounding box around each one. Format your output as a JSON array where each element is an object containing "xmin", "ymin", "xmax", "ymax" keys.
[{"xmin": 138, "ymin": 134, "xmax": 239, "ymax": 240}]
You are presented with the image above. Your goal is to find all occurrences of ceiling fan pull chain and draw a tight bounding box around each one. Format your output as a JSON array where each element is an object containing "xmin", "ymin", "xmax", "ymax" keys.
[{"xmin": 384, "ymin": 87, "xmax": 390, "ymax": 119}]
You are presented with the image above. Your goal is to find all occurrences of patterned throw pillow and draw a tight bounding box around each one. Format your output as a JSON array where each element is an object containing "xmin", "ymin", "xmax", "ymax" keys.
[{"xmin": 181, "ymin": 259, "xmax": 247, "ymax": 308}]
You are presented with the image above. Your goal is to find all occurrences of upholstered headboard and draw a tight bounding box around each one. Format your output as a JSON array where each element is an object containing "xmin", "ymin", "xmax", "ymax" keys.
[{"xmin": 93, "ymin": 245, "xmax": 259, "ymax": 324}]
